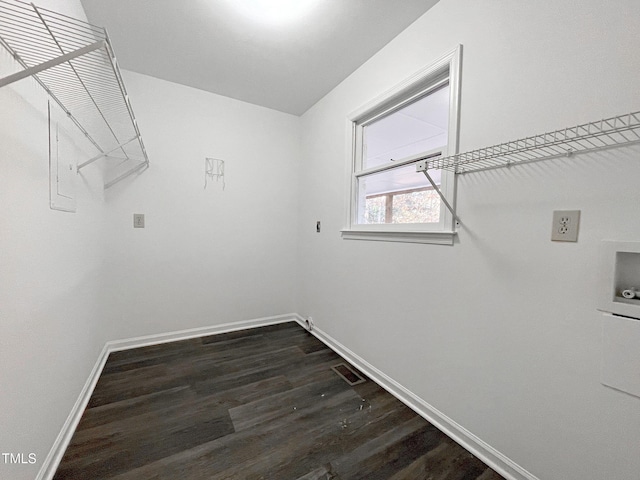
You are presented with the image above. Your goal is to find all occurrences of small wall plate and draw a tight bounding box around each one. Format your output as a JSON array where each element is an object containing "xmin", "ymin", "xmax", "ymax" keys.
[{"xmin": 133, "ymin": 213, "xmax": 145, "ymax": 228}]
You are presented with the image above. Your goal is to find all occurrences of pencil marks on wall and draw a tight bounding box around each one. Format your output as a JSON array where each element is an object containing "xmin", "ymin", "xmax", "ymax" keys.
[{"xmin": 205, "ymin": 157, "xmax": 225, "ymax": 190}]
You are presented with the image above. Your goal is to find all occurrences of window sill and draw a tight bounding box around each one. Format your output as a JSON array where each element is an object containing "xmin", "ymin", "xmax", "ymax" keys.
[{"xmin": 341, "ymin": 229, "xmax": 456, "ymax": 245}]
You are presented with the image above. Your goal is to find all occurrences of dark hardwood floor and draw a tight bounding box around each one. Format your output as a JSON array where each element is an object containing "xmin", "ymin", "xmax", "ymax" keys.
[{"xmin": 54, "ymin": 322, "xmax": 505, "ymax": 480}]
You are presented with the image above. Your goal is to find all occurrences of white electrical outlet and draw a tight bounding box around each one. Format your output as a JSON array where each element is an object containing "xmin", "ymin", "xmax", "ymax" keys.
[{"xmin": 551, "ymin": 210, "xmax": 580, "ymax": 242}]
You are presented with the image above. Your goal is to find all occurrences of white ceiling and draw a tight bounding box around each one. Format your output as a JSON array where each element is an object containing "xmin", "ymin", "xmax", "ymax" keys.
[{"xmin": 80, "ymin": 0, "xmax": 441, "ymax": 116}]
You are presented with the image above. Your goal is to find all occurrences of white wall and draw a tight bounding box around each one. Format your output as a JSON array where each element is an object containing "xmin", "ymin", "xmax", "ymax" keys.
[
  {"xmin": 101, "ymin": 71, "xmax": 300, "ymax": 341},
  {"xmin": 1, "ymin": 11, "xmax": 300, "ymax": 480},
  {"xmin": 296, "ymin": 1, "xmax": 640, "ymax": 479},
  {"xmin": 0, "ymin": 2, "xmax": 108, "ymax": 479}
]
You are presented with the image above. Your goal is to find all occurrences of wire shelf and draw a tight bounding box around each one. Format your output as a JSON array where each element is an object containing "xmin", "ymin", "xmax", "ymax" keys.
[
  {"xmin": 424, "ymin": 111, "xmax": 640, "ymax": 174},
  {"xmin": 0, "ymin": 0, "xmax": 148, "ymax": 188}
]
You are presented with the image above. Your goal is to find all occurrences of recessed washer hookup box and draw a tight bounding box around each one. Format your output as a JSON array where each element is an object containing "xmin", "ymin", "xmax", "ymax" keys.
[{"xmin": 599, "ymin": 241, "xmax": 640, "ymax": 320}]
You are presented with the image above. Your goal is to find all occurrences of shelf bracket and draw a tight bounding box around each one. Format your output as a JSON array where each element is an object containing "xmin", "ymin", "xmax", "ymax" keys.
[
  {"xmin": 0, "ymin": 40, "xmax": 105, "ymax": 89},
  {"xmin": 104, "ymin": 160, "xmax": 149, "ymax": 190},
  {"xmin": 421, "ymin": 169, "xmax": 460, "ymax": 225},
  {"xmin": 77, "ymin": 136, "xmax": 140, "ymax": 171}
]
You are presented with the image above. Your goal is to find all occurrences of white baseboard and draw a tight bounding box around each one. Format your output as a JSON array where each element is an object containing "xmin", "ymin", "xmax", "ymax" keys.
[
  {"xmin": 106, "ymin": 313, "xmax": 298, "ymax": 352},
  {"xmin": 35, "ymin": 343, "xmax": 110, "ymax": 480},
  {"xmin": 35, "ymin": 313, "xmax": 298, "ymax": 480},
  {"xmin": 292, "ymin": 314, "xmax": 539, "ymax": 480}
]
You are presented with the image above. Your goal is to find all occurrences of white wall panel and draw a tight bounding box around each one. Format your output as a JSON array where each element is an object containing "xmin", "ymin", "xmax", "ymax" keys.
[
  {"xmin": 296, "ymin": 1, "xmax": 640, "ymax": 479},
  {"xmin": 101, "ymin": 71, "xmax": 300, "ymax": 341},
  {"xmin": 0, "ymin": 3, "xmax": 107, "ymax": 479}
]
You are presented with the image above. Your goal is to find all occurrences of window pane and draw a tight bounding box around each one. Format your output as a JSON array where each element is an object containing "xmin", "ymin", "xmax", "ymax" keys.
[
  {"xmin": 363, "ymin": 83, "xmax": 449, "ymax": 169},
  {"xmin": 363, "ymin": 195, "xmax": 386, "ymax": 224},
  {"xmin": 357, "ymin": 164, "xmax": 441, "ymax": 224},
  {"xmin": 391, "ymin": 189, "xmax": 441, "ymax": 223}
]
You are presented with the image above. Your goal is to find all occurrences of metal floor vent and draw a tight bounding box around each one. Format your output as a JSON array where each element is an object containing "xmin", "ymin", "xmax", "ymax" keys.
[{"xmin": 331, "ymin": 363, "xmax": 366, "ymax": 386}]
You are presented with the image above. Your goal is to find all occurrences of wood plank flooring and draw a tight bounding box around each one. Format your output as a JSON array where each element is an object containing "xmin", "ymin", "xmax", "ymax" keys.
[{"xmin": 54, "ymin": 322, "xmax": 505, "ymax": 480}]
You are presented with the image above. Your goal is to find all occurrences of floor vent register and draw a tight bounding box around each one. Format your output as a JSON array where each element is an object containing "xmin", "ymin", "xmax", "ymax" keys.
[{"xmin": 331, "ymin": 363, "xmax": 366, "ymax": 386}]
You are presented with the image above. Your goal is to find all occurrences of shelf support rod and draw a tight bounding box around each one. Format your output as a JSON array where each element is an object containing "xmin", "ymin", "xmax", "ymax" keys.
[
  {"xmin": 0, "ymin": 40, "xmax": 105, "ymax": 89},
  {"xmin": 421, "ymin": 170, "xmax": 460, "ymax": 225},
  {"xmin": 77, "ymin": 136, "xmax": 139, "ymax": 171},
  {"xmin": 104, "ymin": 161, "xmax": 149, "ymax": 190}
]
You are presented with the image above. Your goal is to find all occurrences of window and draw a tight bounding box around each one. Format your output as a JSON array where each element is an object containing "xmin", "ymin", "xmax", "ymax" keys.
[{"xmin": 343, "ymin": 46, "xmax": 461, "ymax": 245}]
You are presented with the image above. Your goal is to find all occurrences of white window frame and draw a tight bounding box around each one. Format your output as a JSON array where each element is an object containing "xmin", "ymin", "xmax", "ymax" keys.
[{"xmin": 342, "ymin": 45, "xmax": 462, "ymax": 245}]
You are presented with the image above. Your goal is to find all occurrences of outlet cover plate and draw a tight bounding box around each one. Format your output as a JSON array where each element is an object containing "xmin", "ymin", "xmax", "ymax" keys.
[
  {"xmin": 551, "ymin": 210, "xmax": 580, "ymax": 242},
  {"xmin": 133, "ymin": 213, "xmax": 145, "ymax": 228}
]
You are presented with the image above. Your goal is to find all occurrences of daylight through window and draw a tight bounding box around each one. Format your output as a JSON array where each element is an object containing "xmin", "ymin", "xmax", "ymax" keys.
[{"xmin": 344, "ymin": 46, "xmax": 461, "ymax": 244}]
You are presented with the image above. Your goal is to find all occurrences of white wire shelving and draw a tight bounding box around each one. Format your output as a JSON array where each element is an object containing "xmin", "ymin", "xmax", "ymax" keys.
[
  {"xmin": 415, "ymin": 111, "xmax": 640, "ymax": 223},
  {"xmin": 420, "ymin": 111, "xmax": 640, "ymax": 174},
  {"xmin": 0, "ymin": 0, "xmax": 148, "ymax": 189}
]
